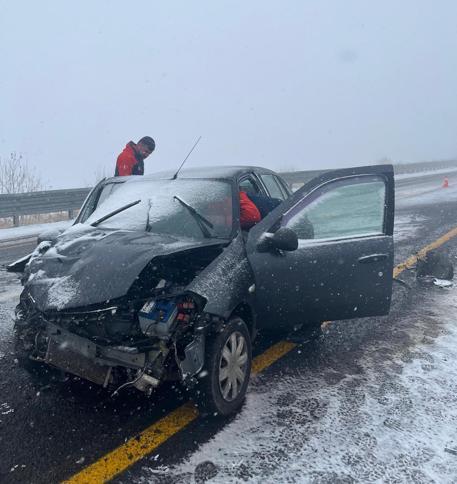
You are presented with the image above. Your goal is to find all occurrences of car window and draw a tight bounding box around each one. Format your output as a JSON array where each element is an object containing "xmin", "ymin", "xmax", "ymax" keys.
[
  {"xmin": 97, "ymin": 182, "xmax": 123, "ymax": 208},
  {"xmin": 260, "ymin": 174, "xmax": 287, "ymax": 200},
  {"xmin": 275, "ymin": 176, "xmax": 291, "ymax": 198},
  {"xmin": 77, "ymin": 181, "xmax": 125, "ymax": 223},
  {"xmin": 283, "ymin": 176, "xmax": 386, "ymax": 240},
  {"xmin": 239, "ymin": 177, "xmax": 261, "ymax": 196}
]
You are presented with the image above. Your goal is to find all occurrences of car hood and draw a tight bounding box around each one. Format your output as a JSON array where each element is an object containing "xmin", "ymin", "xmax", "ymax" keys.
[{"xmin": 24, "ymin": 227, "xmax": 227, "ymax": 312}]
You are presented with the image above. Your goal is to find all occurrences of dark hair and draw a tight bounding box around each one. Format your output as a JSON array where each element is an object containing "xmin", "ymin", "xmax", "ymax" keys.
[{"xmin": 138, "ymin": 136, "xmax": 155, "ymax": 151}]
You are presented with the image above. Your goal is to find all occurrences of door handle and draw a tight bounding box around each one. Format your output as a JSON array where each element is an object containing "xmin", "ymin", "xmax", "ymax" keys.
[{"xmin": 358, "ymin": 253, "xmax": 388, "ymax": 264}]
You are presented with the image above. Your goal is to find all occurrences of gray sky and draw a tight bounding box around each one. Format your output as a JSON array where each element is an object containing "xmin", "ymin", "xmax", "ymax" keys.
[{"xmin": 1, "ymin": 0, "xmax": 457, "ymax": 188}]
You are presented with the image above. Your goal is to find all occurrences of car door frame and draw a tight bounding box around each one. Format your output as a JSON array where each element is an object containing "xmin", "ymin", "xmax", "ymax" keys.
[{"xmin": 245, "ymin": 164, "xmax": 395, "ymax": 329}]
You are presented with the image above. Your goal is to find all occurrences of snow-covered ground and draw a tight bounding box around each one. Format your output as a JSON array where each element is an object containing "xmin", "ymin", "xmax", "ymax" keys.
[
  {"xmin": 0, "ymin": 276, "xmax": 17, "ymax": 359},
  {"xmin": 0, "ymin": 220, "xmax": 71, "ymax": 242},
  {"xmin": 393, "ymin": 214, "xmax": 426, "ymax": 243},
  {"xmin": 395, "ymin": 166, "xmax": 457, "ymax": 180},
  {"xmin": 396, "ymin": 182, "xmax": 457, "ymax": 209},
  {"xmin": 142, "ymin": 284, "xmax": 457, "ymax": 483}
]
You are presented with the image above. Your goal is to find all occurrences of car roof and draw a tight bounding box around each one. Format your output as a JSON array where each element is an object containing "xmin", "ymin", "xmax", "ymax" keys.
[{"xmin": 105, "ymin": 165, "xmax": 280, "ymax": 184}]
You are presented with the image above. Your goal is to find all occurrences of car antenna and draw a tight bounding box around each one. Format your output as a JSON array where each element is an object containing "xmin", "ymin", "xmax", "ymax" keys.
[{"xmin": 172, "ymin": 136, "xmax": 202, "ymax": 180}]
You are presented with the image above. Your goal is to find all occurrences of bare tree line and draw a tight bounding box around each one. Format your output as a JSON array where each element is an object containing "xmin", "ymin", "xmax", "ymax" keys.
[{"xmin": 0, "ymin": 152, "xmax": 43, "ymax": 194}]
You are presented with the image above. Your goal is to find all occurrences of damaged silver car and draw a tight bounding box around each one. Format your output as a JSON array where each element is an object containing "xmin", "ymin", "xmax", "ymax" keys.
[{"xmin": 9, "ymin": 165, "xmax": 395, "ymax": 415}]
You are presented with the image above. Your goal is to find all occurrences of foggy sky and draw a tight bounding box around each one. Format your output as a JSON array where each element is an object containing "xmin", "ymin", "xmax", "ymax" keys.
[{"xmin": 1, "ymin": 1, "xmax": 457, "ymax": 188}]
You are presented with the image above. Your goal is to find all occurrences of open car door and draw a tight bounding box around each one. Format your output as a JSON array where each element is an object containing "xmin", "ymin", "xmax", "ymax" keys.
[{"xmin": 246, "ymin": 165, "xmax": 395, "ymax": 331}]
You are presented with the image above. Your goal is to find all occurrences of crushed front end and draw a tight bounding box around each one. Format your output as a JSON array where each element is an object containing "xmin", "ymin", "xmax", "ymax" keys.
[{"xmin": 14, "ymin": 281, "xmax": 211, "ymax": 395}]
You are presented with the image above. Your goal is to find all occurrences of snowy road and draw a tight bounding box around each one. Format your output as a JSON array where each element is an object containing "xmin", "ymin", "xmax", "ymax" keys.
[
  {"xmin": 1, "ymin": 170, "xmax": 457, "ymax": 483},
  {"xmin": 148, "ymin": 274, "xmax": 457, "ymax": 483}
]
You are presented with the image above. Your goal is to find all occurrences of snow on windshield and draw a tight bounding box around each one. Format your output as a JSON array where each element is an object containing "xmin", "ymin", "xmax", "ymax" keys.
[{"xmin": 84, "ymin": 179, "xmax": 233, "ymax": 238}]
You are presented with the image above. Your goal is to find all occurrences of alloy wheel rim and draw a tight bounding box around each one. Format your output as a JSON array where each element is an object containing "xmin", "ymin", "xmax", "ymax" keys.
[{"xmin": 218, "ymin": 331, "xmax": 248, "ymax": 402}]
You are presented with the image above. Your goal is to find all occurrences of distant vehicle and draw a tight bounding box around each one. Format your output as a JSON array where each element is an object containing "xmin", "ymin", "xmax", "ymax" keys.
[{"xmin": 9, "ymin": 165, "xmax": 394, "ymax": 415}]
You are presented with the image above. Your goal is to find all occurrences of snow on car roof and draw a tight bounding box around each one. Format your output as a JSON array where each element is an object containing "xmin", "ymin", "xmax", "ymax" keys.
[{"xmin": 103, "ymin": 165, "xmax": 279, "ymax": 184}]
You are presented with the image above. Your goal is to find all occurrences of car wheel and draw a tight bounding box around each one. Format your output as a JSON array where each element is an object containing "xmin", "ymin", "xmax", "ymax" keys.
[{"xmin": 194, "ymin": 317, "xmax": 252, "ymax": 416}]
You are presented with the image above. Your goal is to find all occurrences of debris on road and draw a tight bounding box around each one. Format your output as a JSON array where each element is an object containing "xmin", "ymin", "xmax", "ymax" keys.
[
  {"xmin": 444, "ymin": 446, "xmax": 457, "ymax": 457},
  {"xmin": 433, "ymin": 278, "xmax": 453, "ymax": 288}
]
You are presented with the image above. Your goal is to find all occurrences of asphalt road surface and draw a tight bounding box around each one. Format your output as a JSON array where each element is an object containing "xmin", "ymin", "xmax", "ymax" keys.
[{"xmin": 1, "ymin": 171, "xmax": 457, "ymax": 483}]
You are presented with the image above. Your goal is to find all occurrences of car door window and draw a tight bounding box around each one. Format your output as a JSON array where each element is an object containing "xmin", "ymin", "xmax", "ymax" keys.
[
  {"xmin": 239, "ymin": 176, "xmax": 261, "ymax": 195},
  {"xmin": 282, "ymin": 176, "xmax": 386, "ymax": 240},
  {"xmin": 260, "ymin": 174, "xmax": 287, "ymax": 200}
]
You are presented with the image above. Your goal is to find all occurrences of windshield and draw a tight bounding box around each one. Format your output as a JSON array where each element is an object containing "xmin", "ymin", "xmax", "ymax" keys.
[{"xmin": 84, "ymin": 179, "xmax": 233, "ymax": 238}]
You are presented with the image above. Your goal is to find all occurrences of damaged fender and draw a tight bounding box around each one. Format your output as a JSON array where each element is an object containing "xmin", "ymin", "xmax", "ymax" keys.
[{"xmin": 186, "ymin": 233, "xmax": 256, "ymax": 322}]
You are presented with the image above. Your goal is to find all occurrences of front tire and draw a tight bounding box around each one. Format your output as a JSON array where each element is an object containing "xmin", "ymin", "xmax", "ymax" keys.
[{"xmin": 194, "ymin": 317, "xmax": 252, "ymax": 416}]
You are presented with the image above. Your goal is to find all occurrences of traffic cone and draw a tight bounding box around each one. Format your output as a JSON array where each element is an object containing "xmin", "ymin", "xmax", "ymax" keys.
[{"xmin": 443, "ymin": 177, "xmax": 449, "ymax": 188}]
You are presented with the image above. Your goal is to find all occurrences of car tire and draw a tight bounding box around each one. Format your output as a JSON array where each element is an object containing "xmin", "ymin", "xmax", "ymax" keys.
[{"xmin": 194, "ymin": 317, "xmax": 252, "ymax": 416}]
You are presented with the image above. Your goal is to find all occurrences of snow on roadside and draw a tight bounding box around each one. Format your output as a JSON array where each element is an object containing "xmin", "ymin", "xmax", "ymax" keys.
[
  {"xmin": 395, "ymin": 166, "xmax": 457, "ymax": 180},
  {"xmin": 0, "ymin": 220, "xmax": 72, "ymax": 242},
  {"xmin": 0, "ymin": 292, "xmax": 17, "ymax": 360},
  {"xmin": 143, "ymin": 286, "xmax": 457, "ymax": 483},
  {"xmin": 394, "ymin": 214, "xmax": 426, "ymax": 243},
  {"xmin": 396, "ymin": 182, "xmax": 457, "ymax": 208}
]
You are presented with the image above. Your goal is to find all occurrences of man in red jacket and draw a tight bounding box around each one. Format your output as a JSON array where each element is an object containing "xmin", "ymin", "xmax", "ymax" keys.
[
  {"xmin": 239, "ymin": 191, "xmax": 261, "ymax": 230},
  {"xmin": 115, "ymin": 136, "xmax": 155, "ymax": 176}
]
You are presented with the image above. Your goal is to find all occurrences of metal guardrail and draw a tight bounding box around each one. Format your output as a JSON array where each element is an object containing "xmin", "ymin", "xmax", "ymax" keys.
[
  {"xmin": 280, "ymin": 159, "xmax": 457, "ymax": 185},
  {"xmin": 0, "ymin": 188, "xmax": 91, "ymax": 226},
  {"xmin": 1, "ymin": 160, "xmax": 457, "ymax": 226}
]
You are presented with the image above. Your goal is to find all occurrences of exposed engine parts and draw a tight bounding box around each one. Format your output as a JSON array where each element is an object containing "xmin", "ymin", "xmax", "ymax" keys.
[{"xmin": 14, "ymin": 276, "xmax": 209, "ymax": 397}]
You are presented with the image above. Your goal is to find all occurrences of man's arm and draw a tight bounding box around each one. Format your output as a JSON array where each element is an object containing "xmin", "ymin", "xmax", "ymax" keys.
[
  {"xmin": 115, "ymin": 154, "xmax": 135, "ymax": 176},
  {"xmin": 239, "ymin": 192, "xmax": 261, "ymax": 229}
]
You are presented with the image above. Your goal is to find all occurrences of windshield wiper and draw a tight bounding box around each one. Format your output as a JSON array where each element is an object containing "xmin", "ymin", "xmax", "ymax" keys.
[
  {"xmin": 173, "ymin": 195, "xmax": 214, "ymax": 238},
  {"xmin": 90, "ymin": 199, "xmax": 141, "ymax": 227}
]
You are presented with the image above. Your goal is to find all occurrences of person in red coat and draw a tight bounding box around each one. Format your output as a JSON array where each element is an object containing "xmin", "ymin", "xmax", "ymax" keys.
[
  {"xmin": 239, "ymin": 191, "xmax": 261, "ymax": 230},
  {"xmin": 115, "ymin": 136, "xmax": 155, "ymax": 176}
]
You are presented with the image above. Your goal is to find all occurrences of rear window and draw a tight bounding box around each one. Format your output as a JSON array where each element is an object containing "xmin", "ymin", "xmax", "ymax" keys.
[{"xmin": 260, "ymin": 174, "xmax": 287, "ymax": 200}]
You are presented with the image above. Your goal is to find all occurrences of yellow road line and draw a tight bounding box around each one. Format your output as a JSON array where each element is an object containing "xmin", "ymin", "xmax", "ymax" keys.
[
  {"xmin": 393, "ymin": 226, "xmax": 457, "ymax": 278},
  {"xmin": 64, "ymin": 402, "xmax": 199, "ymax": 484},
  {"xmin": 251, "ymin": 340, "xmax": 297, "ymax": 374},
  {"xmin": 64, "ymin": 225, "xmax": 457, "ymax": 483},
  {"xmin": 64, "ymin": 340, "xmax": 298, "ymax": 483}
]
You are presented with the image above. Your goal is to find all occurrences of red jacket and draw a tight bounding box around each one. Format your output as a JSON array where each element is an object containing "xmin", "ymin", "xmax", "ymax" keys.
[
  {"xmin": 115, "ymin": 142, "xmax": 144, "ymax": 176},
  {"xmin": 239, "ymin": 192, "xmax": 261, "ymax": 229}
]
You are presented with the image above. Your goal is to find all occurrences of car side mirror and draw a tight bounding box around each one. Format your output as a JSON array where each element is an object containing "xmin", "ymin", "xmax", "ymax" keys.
[
  {"xmin": 257, "ymin": 227, "xmax": 298, "ymax": 252},
  {"xmin": 271, "ymin": 227, "xmax": 298, "ymax": 251}
]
